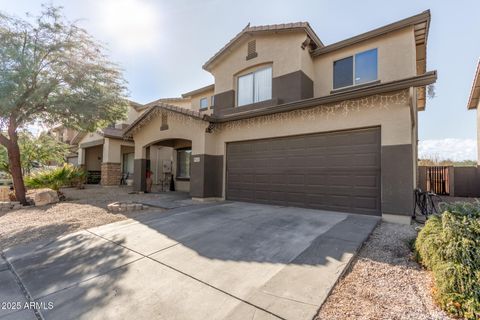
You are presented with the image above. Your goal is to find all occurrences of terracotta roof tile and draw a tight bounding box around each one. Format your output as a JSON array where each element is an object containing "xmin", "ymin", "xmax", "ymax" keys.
[{"xmin": 124, "ymin": 103, "xmax": 207, "ymax": 137}]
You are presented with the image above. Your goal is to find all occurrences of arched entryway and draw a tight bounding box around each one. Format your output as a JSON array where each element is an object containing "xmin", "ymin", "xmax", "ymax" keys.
[
  {"xmin": 127, "ymin": 105, "xmax": 223, "ymax": 199},
  {"xmin": 144, "ymin": 138, "xmax": 192, "ymax": 193}
]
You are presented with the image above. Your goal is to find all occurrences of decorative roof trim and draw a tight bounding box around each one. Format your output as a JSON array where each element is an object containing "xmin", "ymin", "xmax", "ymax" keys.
[
  {"xmin": 124, "ymin": 103, "xmax": 208, "ymax": 137},
  {"xmin": 210, "ymin": 71, "xmax": 437, "ymax": 123}
]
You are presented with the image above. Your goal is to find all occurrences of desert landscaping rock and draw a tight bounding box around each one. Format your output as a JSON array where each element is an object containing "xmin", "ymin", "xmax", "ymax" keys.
[
  {"xmin": 32, "ymin": 188, "xmax": 59, "ymax": 206},
  {"xmin": 0, "ymin": 201, "xmax": 23, "ymax": 212},
  {"xmin": 0, "ymin": 186, "xmax": 171, "ymax": 251},
  {"xmin": 316, "ymin": 222, "xmax": 452, "ymax": 320},
  {"xmin": 107, "ymin": 201, "xmax": 146, "ymax": 213}
]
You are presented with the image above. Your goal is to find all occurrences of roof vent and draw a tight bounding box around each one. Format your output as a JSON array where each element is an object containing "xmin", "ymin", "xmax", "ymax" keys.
[{"xmin": 246, "ymin": 40, "xmax": 258, "ymax": 60}]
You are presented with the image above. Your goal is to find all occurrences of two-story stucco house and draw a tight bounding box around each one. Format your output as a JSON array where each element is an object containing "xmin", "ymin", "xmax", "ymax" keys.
[{"xmin": 124, "ymin": 10, "xmax": 437, "ymax": 223}]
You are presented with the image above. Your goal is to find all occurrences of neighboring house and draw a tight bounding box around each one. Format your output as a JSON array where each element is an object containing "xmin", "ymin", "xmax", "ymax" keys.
[
  {"xmin": 48, "ymin": 125, "xmax": 79, "ymax": 165},
  {"xmin": 124, "ymin": 11, "xmax": 436, "ymax": 223},
  {"xmin": 181, "ymin": 84, "xmax": 215, "ymax": 115},
  {"xmin": 467, "ymin": 58, "xmax": 480, "ymax": 164},
  {"xmin": 73, "ymin": 101, "xmax": 145, "ymax": 185}
]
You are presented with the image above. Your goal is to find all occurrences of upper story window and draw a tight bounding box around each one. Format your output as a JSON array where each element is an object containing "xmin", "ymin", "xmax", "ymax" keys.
[
  {"xmin": 199, "ymin": 97, "xmax": 208, "ymax": 109},
  {"xmin": 237, "ymin": 66, "xmax": 272, "ymax": 106},
  {"xmin": 333, "ymin": 48, "xmax": 378, "ymax": 89},
  {"xmin": 210, "ymin": 96, "xmax": 214, "ymax": 108}
]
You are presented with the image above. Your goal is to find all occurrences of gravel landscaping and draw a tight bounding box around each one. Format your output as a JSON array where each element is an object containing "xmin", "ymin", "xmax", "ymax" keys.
[
  {"xmin": 0, "ymin": 186, "xmax": 167, "ymax": 251},
  {"xmin": 316, "ymin": 222, "xmax": 452, "ymax": 320}
]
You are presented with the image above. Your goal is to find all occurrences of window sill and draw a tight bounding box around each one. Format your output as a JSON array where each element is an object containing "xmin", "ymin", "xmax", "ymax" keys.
[
  {"xmin": 199, "ymin": 107, "xmax": 208, "ymax": 111},
  {"xmin": 331, "ymin": 80, "xmax": 381, "ymax": 94},
  {"xmin": 175, "ymin": 177, "xmax": 190, "ymax": 181}
]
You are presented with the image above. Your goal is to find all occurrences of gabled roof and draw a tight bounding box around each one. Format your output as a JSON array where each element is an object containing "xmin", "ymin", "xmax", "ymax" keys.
[
  {"xmin": 203, "ymin": 22, "xmax": 323, "ymax": 71},
  {"xmin": 70, "ymin": 132, "xmax": 86, "ymax": 145},
  {"xmin": 128, "ymin": 100, "xmax": 144, "ymax": 111},
  {"xmin": 124, "ymin": 103, "xmax": 207, "ymax": 137},
  {"xmin": 101, "ymin": 127, "xmax": 127, "ymax": 139},
  {"xmin": 143, "ymin": 97, "xmax": 190, "ymax": 109},
  {"xmin": 312, "ymin": 10, "xmax": 430, "ymax": 56},
  {"xmin": 182, "ymin": 84, "xmax": 215, "ymax": 98},
  {"xmin": 468, "ymin": 59, "xmax": 480, "ymax": 110},
  {"xmin": 71, "ymin": 127, "xmax": 131, "ymax": 146}
]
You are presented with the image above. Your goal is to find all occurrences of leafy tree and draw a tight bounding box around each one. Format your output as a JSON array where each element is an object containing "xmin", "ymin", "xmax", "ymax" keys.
[
  {"xmin": 0, "ymin": 5, "xmax": 128, "ymax": 204},
  {"xmin": 0, "ymin": 130, "xmax": 70, "ymax": 175}
]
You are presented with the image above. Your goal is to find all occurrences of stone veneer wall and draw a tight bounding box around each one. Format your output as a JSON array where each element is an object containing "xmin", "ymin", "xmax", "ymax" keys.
[{"xmin": 101, "ymin": 162, "xmax": 121, "ymax": 186}]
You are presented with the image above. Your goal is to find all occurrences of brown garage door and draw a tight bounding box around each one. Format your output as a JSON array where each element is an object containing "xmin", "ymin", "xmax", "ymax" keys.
[{"xmin": 226, "ymin": 127, "xmax": 381, "ymax": 215}]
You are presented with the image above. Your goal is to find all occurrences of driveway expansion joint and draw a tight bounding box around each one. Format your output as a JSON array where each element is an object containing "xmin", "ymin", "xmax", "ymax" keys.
[
  {"xmin": 1, "ymin": 252, "xmax": 43, "ymax": 320},
  {"xmin": 86, "ymin": 229, "xmax": 287, "ymax": 320}
]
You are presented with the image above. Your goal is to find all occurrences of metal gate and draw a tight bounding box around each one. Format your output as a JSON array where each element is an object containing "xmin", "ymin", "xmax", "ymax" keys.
[{"xmin": 426, "ymin": 166, "xmax": 450, "ymax": 195}]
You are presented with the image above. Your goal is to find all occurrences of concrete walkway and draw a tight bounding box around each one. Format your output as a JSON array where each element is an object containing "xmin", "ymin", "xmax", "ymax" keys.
[{"xmin": 1, "ymin": 202, "xmax": 379, "ymax": 320}]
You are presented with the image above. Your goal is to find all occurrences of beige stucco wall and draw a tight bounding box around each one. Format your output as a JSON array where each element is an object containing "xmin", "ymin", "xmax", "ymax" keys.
[
  {"xmin": 133, "ymin": 91, "xmax": 414, "ymax": 157},
  {"xmin": 189, "ymin": 89, "xmax": 215, "ymax": 114},
  {"xmin": 313, "ymin": 27, "xmax": 417, "ymax": 96},
  {"xmin": 168, "ymin": 99, "xmax": 193, "ymax": 110},
  {"xmin": 132, "ymin": 110, "xmax": 209, "ymax": 159},
  {"xmin": 79, "ymin": 132, "xmax": 103, "ymax": 145},
  {"xmin": 125, "ymin": 106, "xmax": 141, "ymax": 125},
  {"xmin": 103, "ymin": 138, "xmax": 135, "ymax": 163},
  {"xmin": 208, "ymin": 90, "xmax": 413, "ymax": 157},
  {"xmin": 208, "ymin": 26, "xmax": 416, "ymax": 104},
  {"xmin": 131, "ymin": 90, "xmax": 416, "ymax": 204},
  {"xmin": 210, "ymin": 31, "xmax": 312, "ymax": 94}
]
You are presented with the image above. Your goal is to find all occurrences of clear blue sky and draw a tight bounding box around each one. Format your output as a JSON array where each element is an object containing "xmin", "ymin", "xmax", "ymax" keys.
[{"xmin": 1, "ymin": 0, "xmax": 479, "ymax": 159}]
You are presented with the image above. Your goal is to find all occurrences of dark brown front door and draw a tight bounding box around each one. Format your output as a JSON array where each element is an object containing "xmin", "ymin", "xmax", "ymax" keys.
[{"xmin": 226, "ymin": 127, "xmax": 381, "ymax": 215}]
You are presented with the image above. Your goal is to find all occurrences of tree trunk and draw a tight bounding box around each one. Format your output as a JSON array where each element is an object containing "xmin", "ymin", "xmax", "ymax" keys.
[{"xmin": 7, "ymin": 141, "xmax": 27, "ymax": 205}]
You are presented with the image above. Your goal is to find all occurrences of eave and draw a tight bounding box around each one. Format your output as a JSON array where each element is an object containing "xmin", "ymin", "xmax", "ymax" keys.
[
  {"xmin": 210, "ymin": 71, "xmax": 437, "ymax": 123},
  {"xmin": 468, "ymin": 59, "xmax": 480, "ymax": 110}
]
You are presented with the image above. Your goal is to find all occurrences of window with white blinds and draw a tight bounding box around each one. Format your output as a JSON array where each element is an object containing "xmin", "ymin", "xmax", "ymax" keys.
[{"xmin": 237, "ymin": 66, "xmax": 272, "ymax": 106}]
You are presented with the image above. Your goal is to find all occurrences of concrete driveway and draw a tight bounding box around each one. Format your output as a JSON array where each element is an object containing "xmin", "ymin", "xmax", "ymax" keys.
[{"xmin": 1, "ymin": 201, "xmax": 379, "ymax": 320}]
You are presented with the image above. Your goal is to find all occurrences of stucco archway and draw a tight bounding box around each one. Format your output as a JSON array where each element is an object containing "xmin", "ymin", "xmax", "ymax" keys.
[{"xmin": 126, "ymin": 106, "xmax": 222, "ymax": 198}]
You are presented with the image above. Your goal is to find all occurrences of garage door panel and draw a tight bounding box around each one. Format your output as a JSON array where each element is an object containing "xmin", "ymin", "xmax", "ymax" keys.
[
  {"xmin": 226, "ymin": 127, "xmax": 381, "ymax": 215},
  {"xmin": 354, "ymin": 197, "xmax": 379, "ymax": 210},
  {"xmin": 355, "ymin": 175, "xmax": 378, "ymax": 187}
]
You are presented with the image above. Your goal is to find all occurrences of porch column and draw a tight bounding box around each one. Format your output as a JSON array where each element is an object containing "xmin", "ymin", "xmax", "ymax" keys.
[
  {"xmin": 190, "ymin": 154, "xmax": 223, "ymax": 198},
  {"xmin": 101, "ymin": 138, "xmax": 122, "ymax": 186},
  {"xmin": 77, "ymin": 147, "xmax": 85, "ymax": 166},
  {"xmin": 134, "ymin": 146, "xmax": 147, "ymax": 192}
]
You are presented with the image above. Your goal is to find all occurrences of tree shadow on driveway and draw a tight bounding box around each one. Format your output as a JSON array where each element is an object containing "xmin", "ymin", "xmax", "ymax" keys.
[{"xmin": 2, "ymin": 227, "xmax": 136, "ymax": 319}]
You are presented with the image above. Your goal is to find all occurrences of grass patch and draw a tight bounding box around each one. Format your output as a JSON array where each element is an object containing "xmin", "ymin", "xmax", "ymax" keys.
[{"xmin": 415, "ymin": 202, "xmax": 480, "ymax": 319}]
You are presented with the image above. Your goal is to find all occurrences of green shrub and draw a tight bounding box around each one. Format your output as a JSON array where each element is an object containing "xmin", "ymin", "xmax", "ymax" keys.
[
  {"xmin": 25, "ymin": 164, "xmax": 86, "ymax": 191},
  {"xmin": 415, "ymin": 201, "xmax": 480, "ymax": 319}
]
